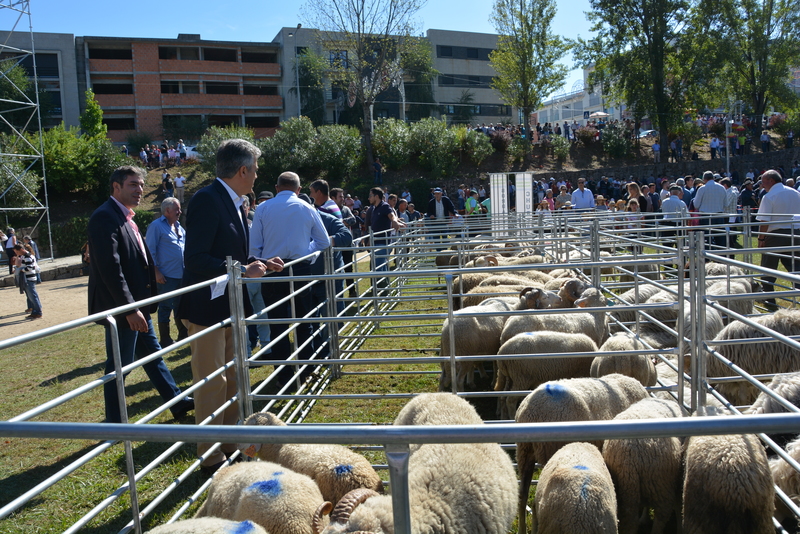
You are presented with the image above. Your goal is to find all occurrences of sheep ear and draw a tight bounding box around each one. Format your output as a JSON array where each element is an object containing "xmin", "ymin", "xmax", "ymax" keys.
[{"xmin": 575, "ymin": 297, "xmax": 588, "ymax": 308}]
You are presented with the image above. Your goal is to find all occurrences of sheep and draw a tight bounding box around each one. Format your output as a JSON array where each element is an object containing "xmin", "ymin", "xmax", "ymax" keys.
[
  {"xmin": 705, "ymin": 261, "xmax": 746, "ymax": 278},
  {"xmin": 239, "ymin": 412, "xmax": 383, "ymax": 505},
  {"xmin": 499, "ymin": 286, "xmax": 610, "ymax": 346},
  {"xmin": 683, "ymin": 432, "xmax": 775, "ymax": 534},
  {"xmin": 769, "ymin": 435, "xmax": 800, "ymax": 524},
  {"xmin": 709, "ymin": 309, "xmax": 800, "ymax": 405},
  {"xmin": 652, "ymin": 360, "xmax": 724, "ymax": 409},
  {"xmin": 195, "ymin": 461, "xmax": 324, "ymax": 534},
  {"xmin": 617, "ymin": 262, "xmax": 661, "ymax": 284},
  {"xmin": 465, "ymin": 254, "xmax": 546, "ymax": 268},
  {"xmin": 532, "ymin": 442, "xmax": 617, "ymax": 534},
  {"xmin": 745, "ymin": 371, "xmax": 800, "ymax": 451},
  {"xmin": 478, "ymin": 274, "xmax": 541, "ymax": 289},
  {"xmin": 546, "ymin": 267, "xmax": 580, "ymax": 279},
  {"xmin": 515, "ymin": 373, "xmax": 649, "ymax": 534},
  {"xmin": 441, "ymin": 288, "xmax": 561, "ymax": 391},
  {"xmin": 590, "ymin": 332, "xmax": 657, "ymax": 386},
  {"xmin": 494, "ymin": 331, "xmax": 598, "ymax": 420},
  {"xmin": 602, "ymin": 398, "xmax": 683, "ymax": 534},
  {"xmin": 461, "ymin": 284, "xmax": 529, "ymax": 308},
  {"xmin": 636, "ymin": 300, "xmax": 723, "ymax": 351},
  {"xmin": 610, "ymin": 283, "xmax": 663, "ymax": 328},
  {"xmin": 706, "ymin": 279, "xmax": 758, "ymax": 319},
  {"xmin": 314, "ymin": 393, "xmax": 517, "ymax": 534},
  {"xmin": 147, "ymin": 518, "xmax": 268, "ymax": 534}
]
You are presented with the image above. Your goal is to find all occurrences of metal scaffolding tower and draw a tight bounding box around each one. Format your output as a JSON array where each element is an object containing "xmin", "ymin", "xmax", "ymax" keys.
[{"xmin": 0, "ymin": 0, "xmax": 52, "ymax": 258}]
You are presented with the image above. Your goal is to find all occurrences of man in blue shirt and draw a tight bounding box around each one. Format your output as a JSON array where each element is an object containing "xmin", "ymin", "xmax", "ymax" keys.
[
  {"xmin": 368, "ymin": 187, "xmax": 405, "ymax": 271},
  {"xmin": 570, "ymin": 178, "xmax": 596, "ymax": 210},
  {"xmin": 693, "ymin": 171, "xmax": 728, "ymax": 248},
  {"xmin": 146, "ymin": 197, "xmax": 188, "ymax": 347}
]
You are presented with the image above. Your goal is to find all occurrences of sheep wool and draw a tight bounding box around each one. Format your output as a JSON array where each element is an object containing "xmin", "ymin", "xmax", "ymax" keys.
[
  {"xmin": 195, "ymin": 461, "xmax": 324, "ymax": 534},
  {"xmin": 602, "ymin": 398, "xmax": 683, "ymax": 534},
  {"xmin": 770, "ymin": 435, "xmax": 800, "ymax": 524},
  {"xmin": 683, "ymin": 433, "xmax": 774, "ymax": 534},
  {"xmin": 240, "ymin": 412, "xmax": 383, "ymax": 504},
  {"xmin": 147, "ymin": 517, "xmax": 268, "ymax": 534},
  {"xmin": 317, "ymin": 393, "xmax": 517, "ymax": 534},
  {"xmin": 533, "ymin": 442, "xmax": 617, "ymax": 534},
  {"xmin": 515, "ymin": 373, "xmax": 648, "ymax": 534},
  {"xmin": 591, "ymin": 332, "xmax": 657, "ymax": 386}
]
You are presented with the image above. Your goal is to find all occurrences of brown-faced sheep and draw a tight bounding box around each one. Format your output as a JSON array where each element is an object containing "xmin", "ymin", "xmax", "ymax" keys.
[
  {"xmin": 515, "ymin": 373, "xmax": 649, "ymax": 534},
  {"xmin": 683, "ymin": 432, "xmax": 775, "ymax": 534},
  {"xmin": 590, "ymin": 332, "xmax": 657, "ymax": 386},
  {"xmin": 603, "ymin": 398, "xmax": 683, "ymax": 534},
  {"xmin": 314, "ymin": 393, "xmax": 517, "ymax": 534},
  {"xmin": 239, "ymin": 412, "xmax": 383, "ymax": 504}
]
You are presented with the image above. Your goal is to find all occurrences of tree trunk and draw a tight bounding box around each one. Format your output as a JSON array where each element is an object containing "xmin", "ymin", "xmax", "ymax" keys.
[{"xmin": 363, "ymin": 102, "xmax": 374, "ymax": 174}]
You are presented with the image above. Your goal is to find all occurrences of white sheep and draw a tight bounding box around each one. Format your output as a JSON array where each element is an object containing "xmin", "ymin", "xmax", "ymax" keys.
[
  {"xmin": 515, "ymin": 373, "xmax": 649, "ymax": 534},
  {"xmin": 147, "ymin": 518, "xmax": 268, "ymax": 534},
  {"xmin": 706, "ymin": 279, "xmax": 758, "ymax": 320},
  {"xmin": 500, "ymin": 286, "xmax": 610, "ymax": 346},
  {"xmin": 610, "ymin": 283, "xmax": 663, "ymax": 329},
  {"xmin": 769, "ymin": 434, "xmax": 800, "ymax": 524},
  {"xmin": 314, "ymin": 393, "xmax": 517, "ymax": 534},
  {"xmin": 239, "ymin": 412, "xmax": 383, "ymax": 505},
  {"xmin": 439, "ymin": 289, "xmax": 543, "ymax": 392},
  {"xmin": 590, "ymin": 332, "xmax": 657, "ymax": 386},
  {"xmin": 709, "ymin": 309, "xmax": 800, "ymax": 405},
  {"xmin": 532, "ymin": 442, "xmax": 617, "ymax": 534},
  {"xmin": 195, "ymin": 461, "xmax": 324, "ymax": 534},
  {"xmin": 683, "ymin": 432, "xmax": 775, "ymax": 534},
  {"xmin": 602, "ymin": 398, "xmax": 683, "ymax": 534},
  {"xmin": 652, "ymin": 360, "xmax": 724, "ymax": 409},
  {"xmin": 494, "ymin": 331, "xmax": 598, "ymax": 420},
  {"xmin": 461, "ymin": 284, "xmax": 530, "ymax": 308},
  {"xmin": 636, "ymin": 299, "xmax": 723, "ymax": 351}
]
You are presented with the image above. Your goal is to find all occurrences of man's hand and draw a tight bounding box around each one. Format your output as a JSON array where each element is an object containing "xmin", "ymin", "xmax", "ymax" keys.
[
  {"xmin": 263, "ymin": 257, "xmax": 284, "ymax": 272},
  {"xmin": 244, "ymin": 261, "xmax": 268, "ymax": 278},
  {"xmin": 154, "ymin": 267, "xmax": 166, "ymax": 284},
  {"xmin": 126, "ymin": 310, "xmax": 148, "ymax": 332}
]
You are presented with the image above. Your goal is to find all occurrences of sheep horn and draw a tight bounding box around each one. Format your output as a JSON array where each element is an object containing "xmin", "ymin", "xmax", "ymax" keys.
[
  {"xmin": 312, "ymin": 501, "xmax": 333, "ymax": 534},
  {"xmin": 486, "ymin": 255, "xmax": 499, "ymax": 266},
  {"xmin": 330, "ymin": 488, "xmax": 380, "ymax": 524},
  {"xmin": 519, "ymin": 287, "xmax": 535, "ymax": 298}
]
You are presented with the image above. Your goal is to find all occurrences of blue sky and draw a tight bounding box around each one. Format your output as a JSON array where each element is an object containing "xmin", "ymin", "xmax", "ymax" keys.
[{"xmin": 21, "ymin": 0, "xmax": 594, "ymax": 94}]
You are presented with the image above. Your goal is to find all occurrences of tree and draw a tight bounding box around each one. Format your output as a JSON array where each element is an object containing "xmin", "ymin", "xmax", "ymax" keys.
[
  {"xmin": 700, "ymin": 0, "xmax": 800, "ymax": 126},
  {"xmin": 489, "ymin": 0, "xmax": 570, "ymax": 147},
  {"xmin": 0, "ymin": 59, "xmax": 40, "ymax": 134},
  {"xmin": 80, "ymin": 89, "xmax": 107, "ymax": 138},
  {"xmin": 578, "ymin": 0, "xmax": 692, "ymax": 150},
  {"xmin": 162, "ymin": 115, "xmax": 207, "ymax": 143},
  {"xmin": 400, "ymin": 36, "xmax": 438, "ymax": 121},
  {"xmin": 292, "ymin": 49, "xmax": 327, "ymax": 126},
  {"xmin": 452, "ymin": 90, "xmax": 477, "ymax": 124},
  {"xmin": 302, "ymin": 0, "xmax": 426, "ymax": 172}
]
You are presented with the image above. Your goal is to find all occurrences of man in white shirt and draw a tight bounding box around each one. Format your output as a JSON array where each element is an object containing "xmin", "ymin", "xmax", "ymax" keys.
[
  {"xmin": 250, "ymin": 171, "xmax": 329, "ymax": 384},
  {"xmin": 756, "ymin": 169, "xmax": 800, "ymax": 309},
  {"xmin": 570, "ymin": 178, "xmax": 595, "ymax": 210},
  {"xmin": 692, "ymin": 171, "xmax": 727, "ymax": 248}
]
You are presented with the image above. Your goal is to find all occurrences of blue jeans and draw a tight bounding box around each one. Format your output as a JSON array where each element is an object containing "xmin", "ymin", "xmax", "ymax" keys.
[
  {"xmin": 103, "ymin": 316, "xmax": 182, "ymax": 423},
  {"xmin": 246, "ymin": 282, "xmax": 271, "ymax": 353},
  {"xmin": 23, "ymin": 279, "xmax": 42, "ymax": 315},
  {"xmin": 156, "ymin": 276, "xmax": 182, "ymax": 324},
  {"xmin": 373, "ymin": 245, "xmax": 390, "ymax": 272}
]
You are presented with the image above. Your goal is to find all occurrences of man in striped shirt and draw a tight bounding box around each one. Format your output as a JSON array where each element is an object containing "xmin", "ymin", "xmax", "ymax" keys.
[{"xmin": 310, "ymin": 179, "xmax": 342, "ymax": 219}]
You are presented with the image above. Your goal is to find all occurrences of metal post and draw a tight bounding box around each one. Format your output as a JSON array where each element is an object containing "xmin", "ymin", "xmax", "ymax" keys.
[
  {"xmin": 369, "ymin": 226, "xmax": 379, "ymax": 316},
  {"xmin": 591, "ymin": 219, "xmax": 601, "ymax": 288},
  {"xmin": 688, "ymin": 232, "xmax": 705, "ymax": 412},
  {"xmin": 743, "ymin": 207, "xmax": 752, "ymax": 267},
  {"xmin": 445, "ymin": 274, "xmax": 458, "ymax": 394},
  {"xmin": 324, "ymin": 246, "xmax": 341, "ymax": 369},
  {"xmin": 385, "ymin": 443, "xmax": 412, "ymax": 534},
  {"xmin": 696, "ymin": 236, "xmax": 708, "ymax": 411},
  {"xmin": 227, "ymin": 258, "xmax": 252, "ymax": 422},
  {"xmin": 107, "ymin": 315, "xmax": 142, "ymax": 534},
  {"xmin": 676, "ymin": 237, "xmax": 686, "ymax": 413}
]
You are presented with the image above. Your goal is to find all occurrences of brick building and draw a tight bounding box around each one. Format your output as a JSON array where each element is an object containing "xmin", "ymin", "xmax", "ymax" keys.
[{"xmin": 76, "ymin": 34, "xmax": 282, "ymax": 143}]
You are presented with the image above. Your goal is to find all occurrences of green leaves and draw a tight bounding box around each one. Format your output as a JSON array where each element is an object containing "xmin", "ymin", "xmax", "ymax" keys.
[{"xmin": 79, "ymin": 89, "xmax": 107, "ymax": 139}]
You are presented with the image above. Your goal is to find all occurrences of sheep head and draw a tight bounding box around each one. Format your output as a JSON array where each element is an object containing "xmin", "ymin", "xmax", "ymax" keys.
[
  {"xmin": 239, "ymin": 412, "xmax": 285, "ymax": 458},
  {"xmin": 473, "ymin": 255, "xmax": 499, "ymax": 268},
  {"xmin": 520, "ymin": 287, "xmax": 560, "ymax": 309},
  {"xmin": 574, "ymin": 287, "xmax": 607, "ymax": 308},
  {"xmin": 314, "ymin": 488, "xmax": 381, "ymax": 534},
  {"xmin": 558, "ymin": 279, "xmax": 588, "ymax": 307}
]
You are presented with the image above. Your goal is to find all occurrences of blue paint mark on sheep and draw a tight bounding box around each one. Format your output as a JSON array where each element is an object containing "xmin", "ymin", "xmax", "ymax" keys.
[
  {"xmin": 334, "ymin": 464, "xmax": 353, "ymax": 476},
  {"xmin": 248, "ymin": 478, "xmax": 282, "ymax": 497},
  {"xmin": 573, "ymin": 465, "xmax": 589, "ymax": 470},
  {"xmin": 545, "ymin": 383, "xmax": 566, "ymax": 397},
  {"xmin": 228, "ymin": 520, "xmax": 259, "ymax": 534}
]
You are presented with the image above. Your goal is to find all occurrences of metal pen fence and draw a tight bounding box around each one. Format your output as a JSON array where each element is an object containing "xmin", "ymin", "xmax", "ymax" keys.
[{"xmin": 2, "ymin": 209, "xmax": 800, "ymax": 533}]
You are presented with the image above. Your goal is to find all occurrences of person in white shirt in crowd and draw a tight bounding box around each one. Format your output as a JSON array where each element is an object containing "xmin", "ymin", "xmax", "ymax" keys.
[
  {"xmin": 570, "ymin": 178, "xmax": 596, "ymax": 210},
  {"xmin": 173, "ymin": 172, "xmax": 186, "ymax": 203},
  {"xmin": 692, "ymin": 171, "xmax": 728, "ymax": 248},
  {"xmin": 756, "ymin": 169, "xmax": 800, "ymax": 309}
]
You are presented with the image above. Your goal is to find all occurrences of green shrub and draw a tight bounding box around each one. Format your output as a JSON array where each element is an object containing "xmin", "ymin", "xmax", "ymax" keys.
[
  {"xmin": 46, "ymin": 216, "xmax": 89, "ymax": 258},
  {"xmin": 672, "ymin": 121, "xmax": 703, "ymax": 153},
  {"xmin": 310, "ymin": 124, "xmax": 364, "ymax": 183},
  {"xmin": 126, "ymin": 131, "xmax": 155, "ymax": 154},
  {"xmin": 372, "ymin": 118, "xmax": 412, "ymax": 170},
  {"xmin": 507, "ymin": 136, "xmax": 529, "ymax": 164},
  {"xmin": 409, "ymin": 118, "xmax": 459, "ymax": 178},
  {"xmin": 195, "ymin": 125, "xmax": 257, "ymax": 176},
  {"xmin": 601, "ymin": 122, "xmax": 632, "ymax": 159},
  {"xmin": 459, "ymin": 127, "xmax": 494, "ymax": 166},
  {"xmin": 489, "ymin": 129, "xmax": 512, "ymax": 152},
  {"xmin": 551, "ymin": 135, "xmax": 570, "ymax": 160},
  {"xmin": 259, "ymin": 117, "xmax": 316, "ymax": 181},
  {"xmin": 708, "ymin": 121, "xmax": 725, "ymax": 137},
  {"xmin": 575, "ymin": 126, "xmax": 598, "ymax": 147},
  {"xmin": 0, "ymin": 148, "xmax": 40, "ymax": 212}
]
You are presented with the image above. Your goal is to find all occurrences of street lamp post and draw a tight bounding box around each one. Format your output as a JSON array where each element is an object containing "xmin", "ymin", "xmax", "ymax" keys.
[{"xmin": 287, "ymin": 24, "xmax": 302, "ymax": 118}]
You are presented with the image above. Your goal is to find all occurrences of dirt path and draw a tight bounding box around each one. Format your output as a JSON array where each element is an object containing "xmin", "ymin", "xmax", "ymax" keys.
[{"xmin": 0, "ymin": 277, "xmax": 89, "ymax": 340}]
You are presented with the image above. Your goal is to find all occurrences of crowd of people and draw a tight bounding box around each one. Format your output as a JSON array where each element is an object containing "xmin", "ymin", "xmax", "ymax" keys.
[{"xmin": 139, "ymin": 139, "xmax": 188, "ymax": 169}]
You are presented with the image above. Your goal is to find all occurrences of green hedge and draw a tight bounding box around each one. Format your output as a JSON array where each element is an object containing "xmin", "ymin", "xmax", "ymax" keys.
[{"xmin": 41, "ymin": 209, "xmax": 154, "ymax": 259}]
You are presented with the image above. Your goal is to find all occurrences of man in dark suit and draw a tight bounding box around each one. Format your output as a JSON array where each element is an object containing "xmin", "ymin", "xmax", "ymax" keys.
[
  {"xmin": 180, "ymin": 139, "xmax": 282, "ymax": 471},
  {"xmin": 425, "ymin": 187, "xmax": 456, "ymax": 250},
  {"xmin": 88, "ymin": 165, "xmax": 193, "ymax": 424}
]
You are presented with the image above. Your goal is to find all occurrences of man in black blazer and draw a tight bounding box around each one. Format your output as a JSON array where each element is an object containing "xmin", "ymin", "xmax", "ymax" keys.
[
  {"xmin": 180, "ymin": 139, "xmax": 282, "ymax": 471},
  {"xmin": 425, "ymin": 187, "xmax": 456, "ymax": 249},
  {"xmin": 88, "ymin": 165, "xmax": 192, "ymax": 423}
]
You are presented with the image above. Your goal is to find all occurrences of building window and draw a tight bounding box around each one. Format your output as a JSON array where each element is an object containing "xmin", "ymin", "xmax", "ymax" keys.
[
  {"xmin": 243, "ymin": 84, "xmax": 278, "ymax": 96},
  {"xmin": 245, "ymin": 116, "xmax": 280, "ymax": 128},
  {"xmin": 439, "ymin": 75, "xmax": 455, "ymax": 86},
  {"xmin": 206, "ymin": 82, "xmax": 239, "ymax": 95},
  {"xmin": 242, "ymin": 51, "xmax": 278, "ymax": 63},
  {"xmin": 468, "ymin": 75, "xmax": 480, "ymax": 86},
  {"xmin": 161, "ymin": 81, "xmax": 200, "ymax": 94},
  {"xmin": 203, "ymin": 48, "xmax": 237, "ymax": 62},
  {"xmin": 88, "ymin": 47, "xmax": 132, "ymax": 60},
  {"xmin": 207, "ymin": 115, "xmax": 240, "ymax": 128},
  {"xmin": 159, "ymin": 47, "xmax": 178, "ymax": 60},
  {"xmin": 438, "ymin": 46, "xmax": 453, "ymax": 58},
  {"xmin": 467, "ymin": 48, "xmax": 479, "ymax": 59},
  {"xmin": 161, "ymin": 81, "xmax": 180, "ymax": 94},
  {"xmin": 329, "ymin": 50, "xmax": 348, "ymax": 69},
  {"xmin": 93, "ymin": 83, "xmax": 133, "ymax": 94},
  {"xmin": 10, "ymin": 53, "xmax": 59, "ymax": 78},
  {"xmin": 103, "ymin": 117, "xmax": 136, "ymax": 130}
]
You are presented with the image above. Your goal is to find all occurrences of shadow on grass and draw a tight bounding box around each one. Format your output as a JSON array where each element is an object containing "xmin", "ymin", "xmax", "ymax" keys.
[{"xmin": 38, "ymin": 361, "xmax": 104, "ymax": 387}]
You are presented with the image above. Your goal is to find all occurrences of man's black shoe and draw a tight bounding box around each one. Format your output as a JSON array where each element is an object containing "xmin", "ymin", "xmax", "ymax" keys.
[{"xmin": 171, "ymin": 397, "xmax": 194, "ymax": 419}]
